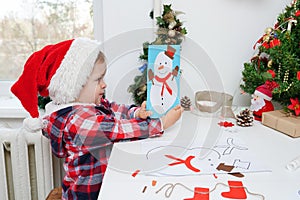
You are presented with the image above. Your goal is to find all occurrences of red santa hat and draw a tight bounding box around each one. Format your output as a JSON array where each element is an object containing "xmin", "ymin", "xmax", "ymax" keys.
[
  {"xmin": 254, "ymin": 83, "xmax": 273, "ymax": 101},
  {"xmin": 11, "ymin": 37, "xmax": 101, "ymax": 118}
]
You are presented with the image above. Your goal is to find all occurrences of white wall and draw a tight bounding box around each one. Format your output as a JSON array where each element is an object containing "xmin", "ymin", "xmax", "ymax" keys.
[{"xmin": 96, "ymin": 0, "xmax": 292, "ymax": 106}]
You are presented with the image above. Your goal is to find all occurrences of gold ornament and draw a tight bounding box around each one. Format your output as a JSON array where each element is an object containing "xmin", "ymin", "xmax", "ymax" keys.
[
  {"xmin": 165, "ymin": 38, "xmax": 171, "ymax": 43},
  {"xmin": 156, "ymin": 28, "xmax": 168, "ymax": 35},
  {"xmin": 168, "ymin": 21, "xmax": 177, "ymax": 29},
  {"xmin": 264, "ymin": 27, "xmax": 273, "ymax": 34},
  {"xmin": 163, "ymin": 12, "xmax": 175, "ymax": 23},
  {"xmin": 267, "ymin": 60, "xmax": 273, "ymax": 68},
  {"xmin": 263, "ymin": 35, "xmax": 270, "ymax": 42},
  {"xmin": 168, "ymin": 30, "xmax": 176, "ymax": 37},
  {"xmin": 141, "ymin": 85, "xmax": 146, "ymax": 92}
]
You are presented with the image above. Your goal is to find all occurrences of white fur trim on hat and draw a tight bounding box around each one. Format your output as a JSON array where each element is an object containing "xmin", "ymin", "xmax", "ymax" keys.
[
  {"xmin": 23, "ymin": 117, "xmax": 44, "ymax": 132},
  {"xmin": 254, "ymin": 90, "xmax": 272, "ymax": 101},
  {"xmin": 48, "ymin": 38, "xmax": 101, "ymax": 104}
]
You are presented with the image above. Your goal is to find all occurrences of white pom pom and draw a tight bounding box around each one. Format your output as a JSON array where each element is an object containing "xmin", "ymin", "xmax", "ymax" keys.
[{"xmin": 23, "ymin": 117, "xmax": 44, "ymax": 132}]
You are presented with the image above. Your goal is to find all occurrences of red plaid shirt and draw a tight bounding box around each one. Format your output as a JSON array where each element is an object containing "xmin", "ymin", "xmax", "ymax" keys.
[{"xmin": 42, "ymin": 99, "xmax": 163, "ymax": 200}]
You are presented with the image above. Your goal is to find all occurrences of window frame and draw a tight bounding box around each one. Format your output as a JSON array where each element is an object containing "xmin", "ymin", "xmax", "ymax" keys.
[{"xmin": 0, "ymin": 0, "xmax": 103, "ymax": 118}]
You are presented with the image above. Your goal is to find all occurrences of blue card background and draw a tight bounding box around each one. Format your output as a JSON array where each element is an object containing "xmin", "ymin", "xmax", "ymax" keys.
[{"xmin": 146, "ymin": 45, "xmax": 180, "ymax": 118}]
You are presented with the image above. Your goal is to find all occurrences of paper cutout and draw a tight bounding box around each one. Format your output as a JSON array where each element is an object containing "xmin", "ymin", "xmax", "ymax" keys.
[
  {"xmin": 218, "ymin": 121, "xmax": 234, "ymax": 127},
  {"xmin": 216, "ymin": 163, "xmax": 234, "ymax": 172},
  {"xmin": 132, "ymin": 169, "xmax": 140, "ymax": 177},
  {"xmin": 155, "ymin": 181, "xmax": 264, "ymax": 200},
  {"xmin": 228, "ymin": 172, "xmax": 244, "ymax": 178},
  {"xmin": 213, "ymin": 173, "xmax": 218, "ymax": 179},
  {"xmin": 146, "ymin": 145, "xmax": 221, "ymax": 160},
  {"xmin": 142, "ymin": 186, "xmax": 147, "ymax": 193},
  {"xmin": 216, "ymin": 163, "xmax": 244, "ymax": 178},
  {"xmin": 215, "ymin": 138, "xmax": 248, "ymax": 155},
  {"xmin": 221, "ymin": 181, "xmax": 247, "ymax": 199},
  {"xmin": 142, "ymin": 130, "xmax": 271, "ymax": 177},
  {"xmin": 184, "ymin": 187, "xmax": 210, "ymax": 200},
  {"xmin": 144, "ymin": 144, "xmax": 269, "ymax": 177},
  {"xmin": 165, "ymin": 154, "xmax": 201, "ymax": 173},
  {"xmin": 147, "ymin": 45, "xmax": 181, "ymax": 118},
  {"xmin": 233, "ymin": 159, "xmax": 251, "ymax": 170},
  {"xmin": 152, "ymin": 180, "xmax": 157, "ymax": 187}
]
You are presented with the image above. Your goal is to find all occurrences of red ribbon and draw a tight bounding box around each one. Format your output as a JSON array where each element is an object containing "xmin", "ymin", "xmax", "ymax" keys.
[{"xmin": 155, "ymin": 73, "xmax": 173, "ymax": 96}]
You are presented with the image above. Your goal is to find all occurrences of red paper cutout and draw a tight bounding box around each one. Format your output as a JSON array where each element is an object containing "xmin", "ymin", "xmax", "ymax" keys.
[
  {"xmin": 221, "ymin": 181, "xmax": 247, "ymax": 199},
  {"xmin": 165, "ymin": 154, "xmax": 200, "ymax": 172},
  {"xmin": 184, "ymin": 187, "xmax": 210, "ymax": 200},
  {"xmin": 132, "ymin": 169, "xmax": 140, "ymax": 177},
  {"xmin": 213, "ymin": 173, "xmax": 218, "ymax": 179},
  {"xmin": 152, "ymin": 180, "xmax": 157, "ymax": 187},
  {"xmin": 218, "ymin": 121, "xmax": 234, "ymax": 127}
]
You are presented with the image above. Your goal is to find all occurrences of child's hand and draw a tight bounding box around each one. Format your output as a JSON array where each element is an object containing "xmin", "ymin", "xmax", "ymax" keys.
[
  {"xmin": 136, "ymin": 101, "xmax": 152, "ymax": 119},
  {"xmin": 161, "ymin": 105, "xmax": 183, "ymax": 130}
]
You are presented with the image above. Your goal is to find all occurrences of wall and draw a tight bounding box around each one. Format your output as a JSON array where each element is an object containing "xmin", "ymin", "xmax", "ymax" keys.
[{"xmin": 96, "ymin": 0, "xmax": 292, "ymax": 106}]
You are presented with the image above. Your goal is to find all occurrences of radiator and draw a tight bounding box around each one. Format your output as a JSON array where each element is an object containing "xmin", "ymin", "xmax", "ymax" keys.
[{"xmin": 0, "ymin": 127, "xmax": 63, "ymax": 200}]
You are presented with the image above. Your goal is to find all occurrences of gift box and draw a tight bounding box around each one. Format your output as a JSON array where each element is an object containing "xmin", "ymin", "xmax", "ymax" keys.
[{"xmin": 262, "ymin": 110, "xmax": 300, "ymax": 138}]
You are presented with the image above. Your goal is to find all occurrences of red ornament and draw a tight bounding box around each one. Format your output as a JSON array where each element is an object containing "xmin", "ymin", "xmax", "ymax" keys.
[
  {"xmin": 260, "ymin": 38, "xmax": 281, "ymax": 49},
  {"xmin": 297, "ymin": 71, "xmax": 300, "ymax": 80},
  {"xmin": 267, "ymin": 69, "xmax": 276, "ymax": 78},
  {"xmin": 269, "ymin": 38, "xmax": 281, "ymax": 48}
]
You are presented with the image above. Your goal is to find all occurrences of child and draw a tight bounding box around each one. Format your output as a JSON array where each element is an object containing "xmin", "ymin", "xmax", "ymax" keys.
[{"xmin": 11, "ymin": 38, "xmax": 182, "ymax": 200}]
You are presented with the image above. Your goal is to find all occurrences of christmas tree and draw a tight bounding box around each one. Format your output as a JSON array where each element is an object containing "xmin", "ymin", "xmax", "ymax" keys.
[
  {"xmin": 127, "ymin": 4, "xmax": 187, "ymax": 105},
  {"xmin": 240, "ymin": 0, "xmax": 300, "ymax": 107}
]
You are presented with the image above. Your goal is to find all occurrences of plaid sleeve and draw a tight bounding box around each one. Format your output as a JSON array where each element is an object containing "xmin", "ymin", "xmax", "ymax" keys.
[
  {"xmin": 42, "ymin": 107, "xmax": 74, "ymax": 158},
  {"xmin": 109, "ymin": 101, "xmax": 138, "ymax": 119},
  {"xmin": 73, "ymin": 107, "xmax": 163, "ymax": 149},
  {"xmin": 101, "ymin": 115, "xmax": 163, "ymax": 141}
]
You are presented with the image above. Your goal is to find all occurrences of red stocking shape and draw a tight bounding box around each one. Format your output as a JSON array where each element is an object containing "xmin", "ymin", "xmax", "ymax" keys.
[
  {"xmin": 221, "ymin": 181, "xmax": 247, "ymax": 199},
  {"xmin": 184, "ymin": 187, "xmax": 209, "ymax": 200}
]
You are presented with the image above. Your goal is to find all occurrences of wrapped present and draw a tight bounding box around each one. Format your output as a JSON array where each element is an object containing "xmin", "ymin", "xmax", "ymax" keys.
[{"xmin": 262, "ymin": 110, "xmax": 300, "ymax": 138}]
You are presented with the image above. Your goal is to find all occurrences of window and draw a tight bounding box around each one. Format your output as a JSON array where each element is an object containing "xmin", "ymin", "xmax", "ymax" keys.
[{"xmin": 0, "ymin": 0, "xmax": 94, "ymax": 81}]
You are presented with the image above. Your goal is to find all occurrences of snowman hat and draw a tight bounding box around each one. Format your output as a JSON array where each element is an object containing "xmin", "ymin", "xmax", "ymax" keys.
[
  {"xmin": 11, "ymin": 37, "xmax": 102, "ymax": 118},
  {"xmin": 164, "ymin": 45, "xmax": 176, "ymax": 60}
]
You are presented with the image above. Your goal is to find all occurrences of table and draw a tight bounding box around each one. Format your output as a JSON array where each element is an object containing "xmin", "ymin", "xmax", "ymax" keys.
[{"xmin": 98, "ymin": 111, "xmax": 300, "ymax": 199}]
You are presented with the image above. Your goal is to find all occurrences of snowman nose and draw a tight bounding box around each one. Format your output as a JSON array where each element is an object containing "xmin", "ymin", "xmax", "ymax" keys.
[{"xmin": 158, "ymin": 65, "xmax": 164, "ymax": 70}]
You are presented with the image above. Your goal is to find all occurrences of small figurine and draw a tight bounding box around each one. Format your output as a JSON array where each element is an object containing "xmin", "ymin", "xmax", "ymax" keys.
[{"xmin": 250, "ymin": 81, "xmax": 278, "ymax": 121}]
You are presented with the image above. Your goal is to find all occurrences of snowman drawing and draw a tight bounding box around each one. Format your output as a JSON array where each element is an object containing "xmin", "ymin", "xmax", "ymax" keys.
[{"xmin": 148, "ymin": 45, "xmax": 180, "ymax": 116}]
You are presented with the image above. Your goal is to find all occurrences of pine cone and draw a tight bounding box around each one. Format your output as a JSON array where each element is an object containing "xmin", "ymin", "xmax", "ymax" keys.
[
  {"xmin": 236, "ymin": 109, "xmax": 253, "ymax": 127},
  {"xmin": 180, "ymin": 96, "xmax": 192, "ymax": 111}
]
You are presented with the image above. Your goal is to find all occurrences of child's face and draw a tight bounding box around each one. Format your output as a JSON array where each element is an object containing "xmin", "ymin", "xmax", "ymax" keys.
[{"xmin": 76, "ymin": 60, "xmax": 107, "ymax": 104}]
